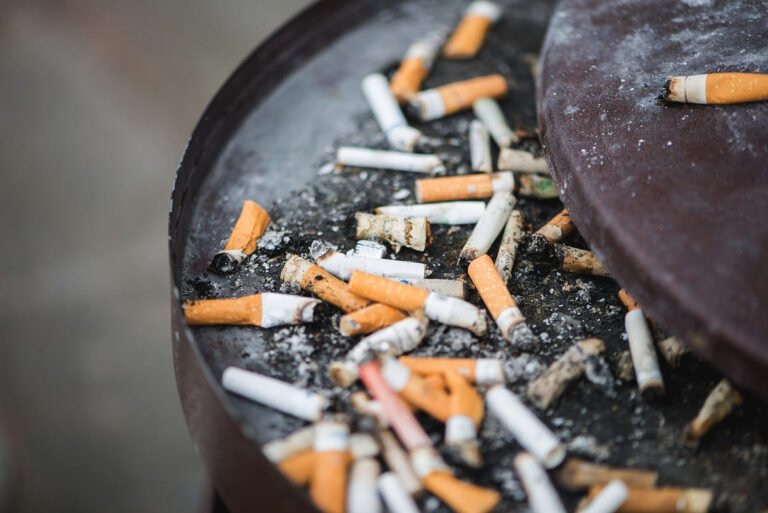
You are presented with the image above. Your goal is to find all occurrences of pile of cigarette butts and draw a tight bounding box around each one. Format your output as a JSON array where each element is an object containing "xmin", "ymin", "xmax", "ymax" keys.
[{"xmin": 182, "ymin": 2, "xmax": 752, "ymax": 512}]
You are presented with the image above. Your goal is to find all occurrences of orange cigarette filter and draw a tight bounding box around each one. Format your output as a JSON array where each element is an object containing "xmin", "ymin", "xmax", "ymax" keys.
[
  {"xmin": 535, "ymin": 208, "xmax": 574, "ymax": 244},
  {"xmin": 184, "ymin": 294, "xmax": 263, "ymax": 326},
  {"xmin": 444, "ymin": 372, "xmax": 484, "ymax": 467},
  {"xmin": 399, "ymin": 356, "xmax": 504, "ymax": 386},
  {"xmin": 666, "ymin": 72, "xmax": 768, "ymax": 104},
  {"xmin": 282, "ymin": 255, "xmax": 370, "ymax": 313},
  {"xmin": 391, "ymin": 58, "xmax": 429, "ymax": 102},
  {"xmin": 278, "ymin": 450, "xmax": 315, "ymax": 487},
  {"xmin": 556, "ymin": 458, "xmax": 658, "ymax": 491},
  {"xmin": 445, "ymin": 372, "xmax": 484, "ymax": 426},
  {"xmin": 382, "ymin": 358, "xmax": 451, "ymax": 422},
  {"xmin": 339, "ymin": 303, "xmax": 408, "ymax": 336},
  {"xmin": 224, "ymin": 200, "xmax": 270, "ymax": 254},
  {"xmin": 411, "ymin": 75, "xmax": 508, "ymax": 121},
  {"xmin": 310, "ymin": 421, "xmax": 350, "ymax": 513},
  {"xmin": 588, "ymin": 485, "xmax": 713, "ymax": 513},
  {"xmin": 348, "ymin": 271, "xmax": 430, "ymax": 311},
  {"xmin": 416, "ymin": 171, "xmax": 513, "ymax": 203},
  {"xmin": 443, "ymin": 2, "xmax": 502, "ymax": 59},
  {"xmin": 424, "ymin": 472, "xmax": 501, "ymax": 513},
  {"xmin": 468, "ymin": 255, "xmax": 517, "ymax": 321},
  {"xmin": 618, "ymin": 288, "xmax": 640, "ymax": 311}
]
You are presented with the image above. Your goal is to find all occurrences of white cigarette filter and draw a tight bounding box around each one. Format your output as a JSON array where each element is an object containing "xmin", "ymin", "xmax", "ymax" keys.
[
  {"xmin": 514, "ymin": 452, "xmax": 567, "ymax": 513},
  {"xmin": 222, "ymin": 367, "xmax": 329, "ymax": 421},
  {"xmin": 619, "ymin": 289, "xmax": 665, "ymax": 398},
  {"xmin": 459, "ymin": 191, "xmax": 517, "ymax": 261},
  {"xmin": 355, "ymin": 240, "xmax": 387, "ymax": 259},
  {"xmin": 361, "ymin": 73, "xmax": 422, "ymax": 152},
  {"xmin": 497, "ymin": 148, "xmax": 549, "ymax": 173},
  {"xmin": 311, "ymin": 420, "xmax": 351, "ymax": 513},
  {"xmin": 397, "ymin": 278, "xmax": 466, "ymax": 299},
  {"xmin": 337, "ymin": 146, "xmax": 445, "ymax": 174},
  {"xmin": 409, "ymin": 74, "xmax": 508, "ymax": 121},
  {"xmin": 390, "ymin": 31, "xmax": 444, "ymax": 102},
  {"xmin": 517, "ymin": 174, "xmax": 559, "ymax": 199},
  {"xmin": 580, "ymin": 479, "xmax": 629, "ymax": 513},
  {"xmin": 684, "ymin": 379, "xmax": 743, "ymax": 445},
  {"xmin": 486, "ymin": 385, "xmax": 566, "ymax": 468},
  {"xmin": 355, "ymin": 213, "xmax": 431, "ymax": 253},
  {"xmin": 183, "ymin": 293, "xmax": 320, "ymax": 328},
  {"xmin": 664, "ymin": 72, "xmax": 768, "ymax": 104},
  {"xmin": 416, "ymin": 171, "xmax": 514, "ymax": 203},
  {"xmin": 378, "ymin": 472, "xmax": 420, "ymax": 513},
  {"xmin": 379, "ymin": 430, "xmax": 423, "ymax": 496},
  {"xmin": 443, "ymin": 1, "xmax": 503, "ymax": 59},
  {"xmin": 263, "ymin": 425, "xmax": 316, "ymax": 463},
  {"xmin": 376, "ymin": 201, "xmax": 486, "ymax": 225},
  {"xmin": 347, "ymin": 458, "xmax": 382, "ymax": 513},
  {"xmin": 495, "ymin": 209, "xmax": 524, "ymax": 283},
  {"xmin": 469, "ymin": 119, "xmax": 493, "ymax": 173},
  {"xmin": 473, "ymin": 97, "xmax": 518, "ymax": 148},
  {"xmin": 312, "ymin": 244, "xmax": 426, "ymax": 281}
]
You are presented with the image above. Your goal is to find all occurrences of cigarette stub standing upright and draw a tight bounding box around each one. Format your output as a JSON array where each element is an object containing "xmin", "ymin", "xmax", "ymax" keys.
[
  {"xmin": 416, "ymin": 171, "xmax": 514, "ymax": 203},
  {"xmin": 469, "ymin": 120, "xmax": 493, "ymax": 173},
  {"xmin": 337, "ymin": 147, "xmax": 445, "ymax": 174},
  {"xmin": 495, "ymin": 209, "xmax": 524, "ymax": 284},
  {"xmin": 361, "ymin": 73, "xmax": 422, "ymax": 152},
  {"xmin": 376, "ymin": 201, "xmax": 486, "ymax": 225},
  {"xmin": 281, "ymin": 255, "xmax": 371, "ymax": 312},
  {"xmin": 209, "ymin": 200, "xmax": 270, "ymax": 274},
  {"xmin": 683, "ymin": 379, "xmax": 742, "ymax": 446},
  {"xmin": 459, "ymin": 191, "xmax": 516, "ymax": 261},
  {"xmin": 183, "ymin": 292, "xmax": 320, "ymax": 327},
  {"xmin": 535, "ymin": 208, "xmax": 574, "ymax": 244},
  {"xmin": 310, "ymin": 420, "xmax": 350, "ymax": 513},
  {"xmin": 355, "ymin": 213, "xmax": 431, "ymax": 253},
  {"xmin": 664, "ymin": 72, "xmax": 768, "ymax": 104},
  {"xmin": 619, "ymin": 289, "xmax": 665, "ymax": 398},
  {"xmin": 514, "ymin": 452, "xmax": 567, "ymax": 513},
  {"xmin": 399, "ymin": 356, "xmax": 505, "ymax": 386},
  {"xmin": 409, "ymin": 74, "xmax": 508, "ymax": 121},
  {"xmin": 443, "ymin": 1, "xmax": 503, "ymax": 59},
  {"xmin": 444, "ymin": 371, "xmax": 484, "ymax": 467},
  {"xmin": 390, "ymin": 31, "xmax": 444, "ymax": 102},
  {"xmin": 497, "ymin": 148, "xmax": 548, "ymax": 173},
  {"xmin": 473, "ymin": 97, "xmax": 518, "ymax": 148}
]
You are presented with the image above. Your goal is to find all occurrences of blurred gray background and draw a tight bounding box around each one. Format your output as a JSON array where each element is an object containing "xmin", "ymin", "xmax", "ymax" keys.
[{"xmin": 0, "ymin": 1, "xmax": 313, "ymax": 511}]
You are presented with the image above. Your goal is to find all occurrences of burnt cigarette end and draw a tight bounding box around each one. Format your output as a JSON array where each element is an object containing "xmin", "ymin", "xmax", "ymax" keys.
[
  {"xmin": 208, "ymin": 251, "xmax": 241, "ymax": 275},
  {"xmin": 508, "ymin": 322, "xmax": 537, "ymax": 350},
  {"xmin": 661, "ymin": 78, "xmax": 672, "ymax": 100}
]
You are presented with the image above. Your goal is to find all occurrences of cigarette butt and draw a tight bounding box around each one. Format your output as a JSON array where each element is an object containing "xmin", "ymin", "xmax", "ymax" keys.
[
  {"xmin": 664, "ymin": 72, "xmax": 768, "ymax": 104},
  {"xmin": 339, "ymin": 303, "xmax": 408, "ymax": 336},
  {"xmin": 683, "ymin": 379, "xmax": 743, "ymax": 446},
  {"xmin": 396, "ymin": 278, "xmax": 466, "ymax": 299},
  {"xmin": 469, "ymin": 120, "xmax": 493, "ymax": 172},
  {"xmin": 535, "ymin": 208, "xmax": 574, "ymax": 244},
  {"xmin": 351, "ymin": 392, "xmax": 390, "ymax": 428},
  {"xmin": 263, "ymin": 425, "xmax": 316, "ymax": 463},
  {"xmin": 411, "ymin": 446, "xmax": 501, "ymax": 513},
  {"xmin": 497, "ymin": 148, "xmax": 548, "ymax": 173},
  {"xmin": 619, "ymin": 290, "xmax": 665, "ymax": 398},
  {"xmin": 527, "ymin": 338, "xmax": 606, "ymax": 409},
  {"xmin": 362, "ymin": 73, "xmax": 422, "ymax": 152},
  {"xmin": 579, "ymin": 479, "xmax": 629, "ymax": 513},
  {"xmin": 183, "ymin": 293, "xmax": 319, "ymax": 327},
  {"xmin": 444, "ymin": 372, "xmax": 484, "ymax": 467},
  {"xmin": 376, "ymin": 201, "xmax": 486, "ymax": 225},
  {"xmin": 349, "ymin": 433, "xmax": 380, "ymax": 460},
  {"xmin": 409, "ymin": 75, "xmax": 508, "ymax": 121},
  {"xmin": 514, "ymin": 452, "xmax": 567, "ymax": 513},
  {"xmin": 495, "ymin": 209, "xmax": 524, "ymax": 283},
  {"xmin": 378, "ymin": 471, "xmax": 421, "ymax": 513},
  {"xmin": 337, "ymin": 147, "xmax": 445, "ymax": 174},
  {"xmin": 416, "ymin": 171, "xmax": 514, "ymax": 203},
  {"xmin": 310, "ymin": 420, "xmax": 350, "ymax": 513},
  {"xmin": 278, "ymin": 450, "xmax": 315, "ymax": 486},
  {"xmin": 399, "ymin": 356, "xmax": 505, "ymax": 386},
  {"xmin": 382, "ymin": 358, "xmax": 452, "ymax": 422},
  {"xmin": 379, "ymin": 430, "xmax": 423, "ymax": 496},
  {"xmin": 347, "ymin": 458, "xmax": 382, "ymax": 513},
  {"xmin": 468, "ymin": 254, "xmax": 535, "ymax": 347},
  {"xmin": 656, "ymin": 336, "xmax": 689, "ymax": 367},
  {"xmin": 209, "ymin": 200, "xmax": 270, "ymax": 274},
  {"xmin": 355, "ymin": 240, "xmax": 387, "ymax": 259},
  {"xmin": 555, "ymin": 458, "xmax": 658, "ymax": 492},
  {"xmin": 281, "ymin": 254, "xmax": 370, "ymax": 313},
  {"xmin": 443, "ymin": 1, "xmax": 502, "ymax": 59},
  {"xmin": 557, "ymin": 245, "xmax": 611, "ymax": 277},
  {"xmin": 517, "ymin": 174, "xmax": 559, "ymax": 199},
  {"xmin": 460, "ymin": 191, "xmax": 516, "ymax": 261},
  {"xmin": 355, "ymin": 213, "xmax": 431, "ymax": 253},
  {"xmin": 390, "ymin": 31, "xmax": 444, "ymax": 102},
  {"xmin": 473, "ymin": 97, "xmax": 519, "ymax": 148},
  {"xmin": 221, "ymin": 367, "xmax": 328, "ymax": 421},
  {"xmin": 587, "ymin": 485, "xmax": 713, "ymax": 513},
  {"xmin": 312, "ymin": 245, "xmax": 426, "ymax": 281},
  {"xmin": 618, "ymin": 289, "xmax": 640, "ymax": 310}
]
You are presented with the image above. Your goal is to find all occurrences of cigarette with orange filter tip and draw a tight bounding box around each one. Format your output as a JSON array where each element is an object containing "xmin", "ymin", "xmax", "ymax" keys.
[
  {"xmin": 281, "ymin": 255, "xmax": 370, "ymax": 313},
  {"xmin": 399, "ymin": 356, "xmax": 505, "ymax": 386},
  {"xmin": 390, "ymin": 31, "xmax": 445, "ymax": 102},
  {"xmin": 495, "ymin": 209, "xmax": 524, "ymax": 283},
  {"xmin": 183, "ymin": 293, "xmax": 320, "ymax": 327},
  {"xmin": 278, "ymin": 450, "xmax": 315, "ymax": 486},
  {"xmin": 556, "ymin": 245, "xmax": 611, "ymax": 277},
  {"xmin": 517, "ymin": 174, "xmax": 559, "ymax": 199},
  {"xmin": 221, "ymin": 367, "xmax": 329, "ymax": 421},
  {"xmin": 468, "ymin": 254, "xmax": 535, "ymax": 347},
  {"xmin": 349, "ymin": 433, "xmax": 380, "ymax": 460},
  {"xmin": 263, "ymin": 425, "xmax": 316, "ymax": 464},
  {"xmin": 587, "ymin": 485, "xmax": 713, "ymax": 513},
  {"xmin": 378, "ymin": 430, "xmax": 423, "ymax": 496},
  {"xmin": 473, "ymin": 97, "xmax": 519, "ymax": 148},
  {"xmin": 656, "ymin": 336, "xmax": 689, "ymax": 367},
  {"xmin": 497, "ymin": 148, "xmax": 549, "ymax": 173},
  {"xmin": 351, "ymin": 392, "xmax": 389, "ymax": 428},
  {"xmin": 339, "ymin": 303, "xmax": 408, "ymax": 337},
  {"xmin": 410, "ymin": 446, "xmax": 501, "ymax": 513},
  {"xmin": 459, "ymin": 191, "xmax": 516, "ymax": 261},
  {"xmin": 535, "ymin": 208, "xmax": 574, "ymax": 244},
  {"xmin": 555, "ymin": 458, "xmax": 658, "ymax": 492},
  {"xmin": 579, "ymin": 479, "xmax": 629, "ymax": 513},
  {"xmin": 355, "ymin": 213, "xmax": 431, "ymax": 253},
  {"xmin": 209, "ymin": 200, "xmax": 270, "ymax": 274},
  {"xmin": 683, "ymin": 379, "xmax": 742, "ymax": 447},
  {"xmin": 310, "ymin": 420, "xmax": 350, "ymax": 513},
  {"xmin": 349, "ymin": 271, "xmax": 487, "ymax": 335},
  {"xmin": 527, "ymin": 338, "xmax": 606, "ymax": 410},
  {"xmin": 362, "ymin": 73, "xmax": 422, "ymax": 152},
  {"xmin": 396, "ymin": 278, "xmax": 466, "ymax": 299},
  {"xmin": 376, "ymin": 201, "xmax": 486, "ymax": 225},
  {"xmin": 663, "ymin": 72, "xmax": 768, "ymax": 104},
  {"xmin": 469, "ymin": 120, "xmax": 493, "ymax": 172},
  {"xmin": 444, "ymin": 372, "xmax": 484, "ymax": 467},
  {"xmin": 381, "ymin": 357, "xmax": 451, "ymax": 422},
  {"xmin": 443, "ymin": 1, "xmax": 503, "ymax": 59},
  {"xmin": 378, "ymin": 472, "xmax": 420, "ymax": 513},
  {"xmin": 408, "ymin": 74, "xmax": 508, "ymax": 121},
  {"xmin": 347, "ymin": 458, "xmax": 382, "ymax": 513},
  {"xmin": 311, "ymin": 241, "xmax": 426, "ymax": 281},
  {"xmin": 514, "ymin": 452, "xmax": 567, "ymax": 513},
  {"xmin": 416, "ymin": 171, "xmax": 513, "ymax": 203},
  {"xmin": 354, "ymin": 240, "xmax": 387, "ymax": 259},
  {"xmin": 619, "ymin": 289, "xmax": 665, "ymax": 399},
  {"xmin": 486, "ymin": 385, "xmax": 566, "ymax": 468},
  {"xmin": 337, "ymin": 147, "xmax": 445, "ymax": 174}
]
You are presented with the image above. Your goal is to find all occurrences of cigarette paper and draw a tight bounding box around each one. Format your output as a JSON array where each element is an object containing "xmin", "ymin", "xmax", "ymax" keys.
[
  {"xmin": 183, "ymin": 292, "xmax": 319, "ymax": 327},
  {"xmin": 517, "ymin": 174, "xmax": 559, "ymax": 199},
  {"xmin": 409, "ymin": 75, "xmax": 508, "ymax": 121},
  {"xmin": 379, "ymin": 430, "xmax": 423, "ymax": 496},
  {"xmin": 390, "ymin": 31, "xmax": 444, "ymax": 102},
  {"xmin": 556, "ymin": 245, "xmax": 611, "ymax": 277},
  {"xmin": 535, "ymin": 208, "xmax": 574, "ymax": 244},
  {"xmin": 444, "ymin": 372, "xmax": 484, "ymax": 467},
  {"xmin": 664, "ymin": 72, "xmax": 768, "ymax": 104},
  {"xmin": 683, "ymin": 379, "xmax": 742, "ymax": 446},
  {"xmin": 416, "ymin": 171, "xmax": 514, "ymax": 203},
  {"xmin": 281, "ymin": 254, "xmax": 370, "ymax": 312},
  {"xmin": 555, "ymin": 458, "xmax": 658, "ymax": 492},
  {"xmin": 497, "ymin": 148, "xmax": 548, "ymax": 173},
  {"xmin": 399, "ymin": 356, "xmax": 505, "ymax": 386},
  {"xmin": 469, "ymin": 120, "xmax": 493, "ymax": 173},
  {"xmin": 376, "ymin": 201, "xmax": 486, "ymax": 225},
  {"xmin": 312, "ymin": 246, "xmax": 426, "ymax": 281},
  {"xmin": 350, "ymin": 433, "xmax": 380, "ymax": 460},
  {"xmin": 514, "ymin": 452, "xmax": 567, "ymax": 513},
  {"xmin": 460, "ymin": 191, "xmax": 516, "ymax": 261},
  {"xmin": 209, "ymin": 200, "xmax": 270, "ymax": 274},
  {"xmin": 355, "ymin": 240, "xmax": 387, "ymax": 259},
  {"xmin": 382, "ymin": 357, "xmax": 451, "ymax": 422},
  {"xmin": 222, "ymin": 367, "xmax": 328, "ymax": 421},
  {"xmin": 347, "ymin": 458, "xmax": 382, "ymax": 513},
  {"xmin": 656, "ymin": 336, "xmax": 689, "ymax": 367},
  {"xmin": 355, "ymin": 213, "xmax": 431, "ymax": 253},
  {"xmin": 473, "ymin": 97, "xmax": 518, "ymax": 148},
  {"xmin": 263, "ymin": 425, "xmax": 316, "ymax": 463},
  {"xmin": 468, "ymin": 254, "xmax": 535, "ymax": 347},
  {"xmin": 495, "ymin": 209, "xmax": 524, "ymax": 283},
  {"xmin": 310, "ymin": 420, "xmax": 350, "ymax": 513},
  {"xmin": 587, "ymin": 485, "xmax": 713, "ymax": 513},
  {"xmin": 278, "ymin": 450, "xmax": 315, "ymax": 486},
  {"xmin": 619, "ymin": 290, "xmax": 665, "ymax": 398},
  {"xmin": 486, "ymin": 385, "xmax": 566, "ymax": 468},
  {"xmin": 339, "ymin": 303, "xmax": 408, "ymax": 336},
  {"xmin": 378, "ymin": 471, "xmax": 420, "ymax": 513},
  {"xmin": 349, "ymin": 271, "xmax": 487, "ymax": 335},
  {"xmin": 579, "ymin": 479, "xmax": 628, "ymax": 513},
  {"xmin": 443, "ymin": 1, "xmax": 503, "ymax": 59},
  {"xmin": 526, "ymin": 338, "xmax": 606, "ymax": 409},
  {"xmin": 396, "ymin": 278, "xmax": 466, "ymax": 299},
  {"xmin": 411, "ymin": 446, "xmax": 501, "ymax": 513},
  {"xmin": 362, "ymin": 73, "xmax": 422, "ymax": 152},
  {"xmin": 337, "ymin": 146, "xmax": 445, "ymax": 174}
]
